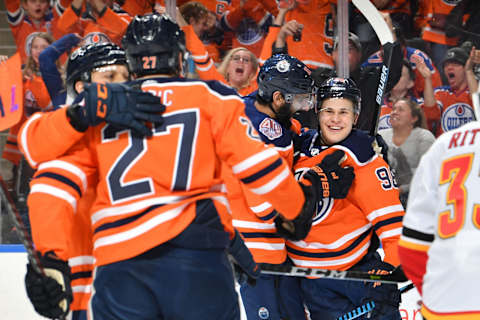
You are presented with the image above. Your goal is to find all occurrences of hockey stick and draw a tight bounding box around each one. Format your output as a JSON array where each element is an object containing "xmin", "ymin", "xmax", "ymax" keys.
[
  {"xmin": 399, "ymin": 282, "xmax": 415, "ymax": 294},
  {"xmin": 334, "ymin": 283, "xmax": 414, "ymax": 320},
  {"xmin": 0, "ymin": 177, "xmax": 68, "ymax": 320},
  {"xmin": 0, "ymin": 177, "xmax": 43, "ymax": 274},
  {"xmin": 337, "ymin": 301, "xmax": 375, "ymax": 320},
  {"xmin": 351, "ymin": 0, "xmax": 395, "ymax": 136},
  {"xmin": 260, "ymin": 263, "xmax": 408, "ymax": 284}
]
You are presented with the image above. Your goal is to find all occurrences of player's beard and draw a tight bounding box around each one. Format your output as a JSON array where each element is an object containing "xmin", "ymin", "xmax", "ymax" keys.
[{"xmin": 275, "ymin": 103, "xmax": 293, "ymax": 129}]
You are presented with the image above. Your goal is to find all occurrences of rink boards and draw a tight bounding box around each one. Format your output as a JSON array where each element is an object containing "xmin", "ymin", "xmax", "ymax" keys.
[{"xmin": 0, "ymin": 245, "xmax": 421, "ymax": 320}]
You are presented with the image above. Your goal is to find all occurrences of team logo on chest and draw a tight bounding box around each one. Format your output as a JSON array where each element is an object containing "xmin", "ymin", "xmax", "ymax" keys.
[
  {"xmin": 441, "ymin": 103, "xmax": 474, "ymax": 132},
  {"xmin": 258, "ymin": 307, "xmax": 269, "ymax": 319},
  {"xmin": 259, "ymin": 118, "xmax": 283, "ymax": 140},
  {"xmin": 377, "ymin": 114, "xmax": 391, "ymax": 131}
]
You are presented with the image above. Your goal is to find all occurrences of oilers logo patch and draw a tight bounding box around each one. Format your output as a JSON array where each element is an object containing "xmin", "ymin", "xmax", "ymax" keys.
[
  {"xmin": 312, "ymin": 197, "xmax": 334, "ymax": 225},
  {"xmin": 82, "ymin": 32, "xmax": 111, "ymax": 45},
  {"xmin": 258, "ymin": 307, "xmax": 270, "ymax": 319},
  {"xmin": 259, "ymin": 118, "xmax": 283, "ymax": 140},
  {"xmin": 377, "ymin": 114, "xmax": 391, "ymax": 130},
  {"xmin": 441, "ymin": 103, "xmax": 474, "ymax": 132},
  {"xmin": 276, "ymin": 59, "xmax": 290, "ymax": 73}
]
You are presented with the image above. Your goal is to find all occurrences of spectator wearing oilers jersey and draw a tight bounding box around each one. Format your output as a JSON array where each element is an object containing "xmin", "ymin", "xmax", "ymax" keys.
[
  {"xmin": 5, "ymin": 0, "xmax": 58, "ymax": 63},
  {"xmin": 178, "ymin": 7, "xmax": 260, "ymax": 96},
  {"xmin": 22, "ymin": 13, "xmax": 352, "ymax": 319},
  {"xmin": 233, "ymin": 54, "xmax": 354, "ymax": 320},
  {"xmin": 55, "ymin": 0, "xmax": 132, "ymax": 46},
  {"xmin": 420, "ymin": 0, "xmax": 464, "ymax": 76},
  {"xmin": 262, "ymin": 0, "xmax": 336, "ymax": 70},
  {"xmin": 2, "ymin": 32, "xmax": 54, "ymax": 174},
  {"xmin": 362, "ymin": 24, "xmax": 443, "ymax": 101},
  {"xmin": 219, "ymin": 0, "xmax": 275, "ymax": 57},
  {"xmin": 417, "ymin": 45, "xmax": 480, "ymax": 137},
  {"xmin": 20, "ymin": 43, "xmax": 130, "ymax": 320},
  {"xmin": 291, "ymin": 77, "xmax": 404, "ymax": 320}
]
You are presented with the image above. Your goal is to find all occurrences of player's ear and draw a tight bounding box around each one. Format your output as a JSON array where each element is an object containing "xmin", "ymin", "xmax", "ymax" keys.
[
  {"xmin": 75, "ymin": 80, "xmax": 84, "ymax": 94},
  {"xmin": 272, "ymin": 91, "xmax": 285, "ymax": 109}
]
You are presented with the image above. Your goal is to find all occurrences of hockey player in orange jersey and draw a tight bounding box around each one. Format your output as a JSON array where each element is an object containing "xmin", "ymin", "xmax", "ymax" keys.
[
  {"xmin": 289, "ymin": 78, "xmax": 405, "ymax": 319},
  {"xmin": 233, "ymin": 54, "xmax": 354, "ymax": 319},
  {"xmin": 23, "ymin": 13, "xmax": 354, "ymax": 319},
  {"xmin": 22, "ymin": 43, "xmax": 132, "ymax": 320}
]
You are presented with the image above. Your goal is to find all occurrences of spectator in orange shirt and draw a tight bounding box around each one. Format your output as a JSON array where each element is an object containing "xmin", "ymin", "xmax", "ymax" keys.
[
  {"xmin": 417, "ymin": 45, "xmax": 480, "ymax": 136},
  {"xmin": 56, "ymin": 0, "xmax": 132, "ymax": 45},
  {"xmin": 3, "ymin": 32, "xmax": 54, "ymax": 168},
  {"xmin": 177, "ymin": 6, "xmax": 259, "ymax": 96},
  {"xmin": 5, "ymin": 0, "xmax": 54, "ymax": 63},
  {"xmin": 179, "ymin": 2, "xmax": 222, "ymax": 62}
]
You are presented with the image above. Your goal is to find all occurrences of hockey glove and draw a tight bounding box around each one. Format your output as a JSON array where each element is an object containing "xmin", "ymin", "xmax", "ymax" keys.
[
  {"xmin": 228, "ymin": 229, "xmax": 260, "ymax": 286},
  {"xmin": 67, "ymin": 82, "xmax": 165, "ymax": 136},
  {"xmin": 305, "ymin": 149, "xmax": 355, "ymax": 199},
  {"xmin": 275, "ymin": 150, "xmax": 355, "ymax": 241},
  {"xmin": 274, "ymin": 182, "xmax": 317, "ymax": 241},
  {"xmin": 25, "ymin": 251, "xmax": 72, "ymax": 319}
]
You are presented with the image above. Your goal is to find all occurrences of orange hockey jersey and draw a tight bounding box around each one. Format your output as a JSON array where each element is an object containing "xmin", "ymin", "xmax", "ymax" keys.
[
  {"xmin": 6, "ymin": 0, "xmax": 60, "ymax": 63},
  {"xmin": 421, "ymin": 0, "xmax": 461, "ymax": 46},
  {"xmin": 288, "ymin": 130, "xmax": 404, "ymax": 270},
  {"xmin": 19, "ymin": 107, "xmax": 85, "ymax": 169},
  {"xmin": 55, "ymin": 3, "xmax": 131, "ymax": 46},
  {"xmin": 281, "ymin": 0, "xmax": 335, "ymax": 70},
  {"xmin": 28, "ymin": 166, "xmax": 96, "ymax": 311},
  {"xmin": 422, "ymin": 86, "xmax": 474, "ymax": 137},
  {"xmin": 230, "ymin": 95, "xmax": 300, "ymax": 264},
  {"xmin": 27, "ymin": 78, "xmax": 306, "ymax": 268}
]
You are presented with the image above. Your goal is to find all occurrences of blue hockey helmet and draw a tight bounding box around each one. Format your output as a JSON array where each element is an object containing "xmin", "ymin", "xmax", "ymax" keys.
[
  {"xmin": 122, "ymin": 13, "xmax": 186, "ymax": 77},
  {"xmin": 317, "ymin": 77, "xmax": 361, "ymax": 114},
  {"xmin": 66, "ymin": 42, "xmax": 127, "ymax": 96},
  {"xmin": 257, "ymin": 54, "xmax": 316, "ymax": 111}
]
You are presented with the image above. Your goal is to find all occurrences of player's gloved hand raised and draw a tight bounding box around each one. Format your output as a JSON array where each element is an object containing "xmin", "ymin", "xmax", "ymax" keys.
[
  {"xmin": 305, "ymin": 149, "xmax": 355, "ymax": 199},
  {"xmin": 275, "ymin": 150, "xmax": 355, "ymax": 241},
  {"xmin": 228, "ymin": 230, "xmax": 260, "ymax": 286},
  {"xmin": 67, "ymin": 82, "xmax": 165, "ymax": 136},
  {"xmin": 25, "ymin": 251, "xmax": 72, "ymax": 319}
]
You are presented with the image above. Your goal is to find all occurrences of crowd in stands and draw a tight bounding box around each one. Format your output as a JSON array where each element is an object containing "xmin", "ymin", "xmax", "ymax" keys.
[{"xmin": 1, "ymin": 0, "xmax": 480, "ymax": 243}]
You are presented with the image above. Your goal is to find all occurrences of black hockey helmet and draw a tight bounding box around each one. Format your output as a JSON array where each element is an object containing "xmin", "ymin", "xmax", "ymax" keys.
[
  {"xmin": 122, "ymin": 13, "xmax": 186, "ymax": 77},
  {"xmin": 317, "ymin": 77, "xmax": 361, "ymax": 114},
  {"xmin": 257, "ymin": 54, "xmax": 316, "ymax": 106},
  {"xmin": 66, "ymin": 42, "xmax": 127, "ymax": 97}
]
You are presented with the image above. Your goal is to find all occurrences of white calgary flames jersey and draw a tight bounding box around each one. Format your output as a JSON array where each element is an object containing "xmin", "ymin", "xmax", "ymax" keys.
[{"xmin": 400, "ymin": 120, "xmax": 480, "ymax": 319}]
